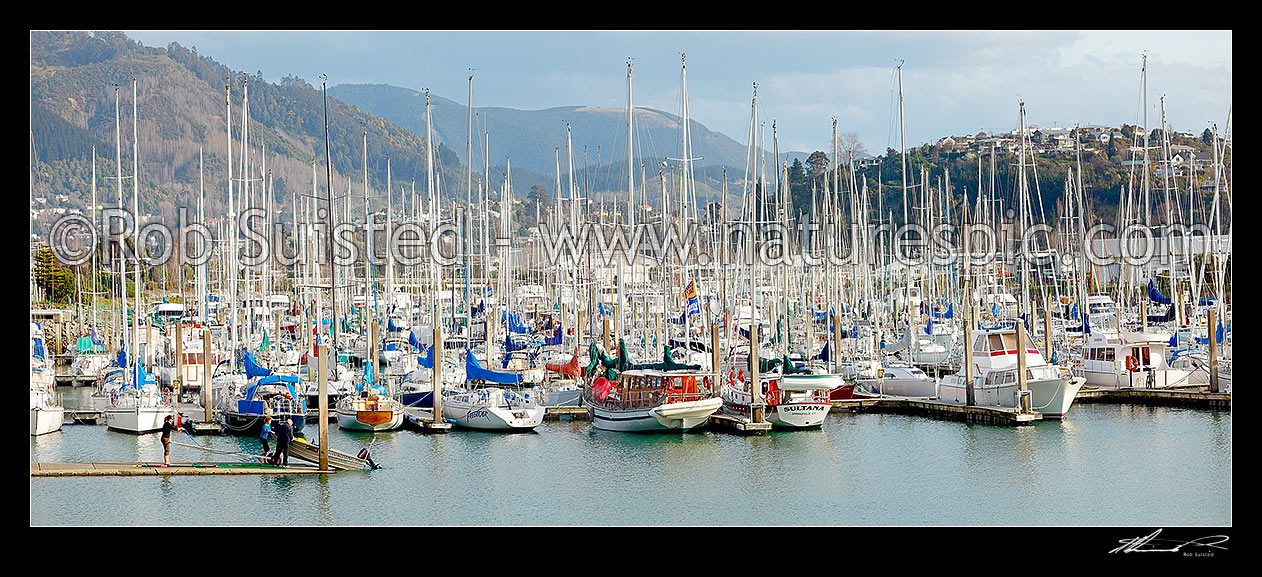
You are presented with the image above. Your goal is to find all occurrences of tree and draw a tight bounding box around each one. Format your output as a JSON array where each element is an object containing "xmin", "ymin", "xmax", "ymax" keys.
[
  {"xmin": 805, "ymin": 151, "xmax": 829, "ymax": 190},
  {"xmin": 1201, "ymin": 128, "xmax": 1214, "ymax": 146},
  {"xmin": 33, "ymin": 245, "xmax": 74, "ymax": 303},
  {"xmin": 839, "ymin": 130, "xmax": 867, "ymax": 167}
]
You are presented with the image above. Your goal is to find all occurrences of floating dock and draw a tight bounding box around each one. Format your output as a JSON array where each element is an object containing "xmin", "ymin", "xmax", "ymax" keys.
[
  {"xmin": 708, "ymin": 412, "xmax": 774, "ymax": 434},
  {"xmin": 30, "ymin": 462, "xmax": 333, "ymax": 477},
  {"xmin": 832, "ymin": 397, "xmax": 1041, "ymax": 426},
  {"xmin": 1073, "ymin": 387, "xmax": 1231, "ymax": 410},
  {"xmin": 544, "ymin": 406, "xmax": 589, "ymax": 421},
  {"xmin": 402, "ymin": 407, "xmax": 452, "ymax": 432},
  {"xmin": 63, "ymin": 409, "xmax": 103, "ymax": 424}
]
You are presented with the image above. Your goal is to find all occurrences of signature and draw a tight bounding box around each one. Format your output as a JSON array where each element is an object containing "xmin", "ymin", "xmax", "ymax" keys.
[{"xmin": 1109, "ymin": 529, "xmax": 1229, "ymax": 554}]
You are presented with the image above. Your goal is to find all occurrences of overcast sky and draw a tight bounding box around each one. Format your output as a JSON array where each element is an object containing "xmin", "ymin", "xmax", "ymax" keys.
[{"xmin": 121, "ymin": 30, "xmax": 1232, "ymax": 155}]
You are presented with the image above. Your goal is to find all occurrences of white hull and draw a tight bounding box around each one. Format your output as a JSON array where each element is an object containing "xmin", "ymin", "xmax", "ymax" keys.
[
  {"xmin": 1079, "ymin": 367, "xmax": 1203, "ymax": 389},
  {"xmin": 939, "ymin": 375, "xmax": 1085, "ymax": 418},
  {"xmin": 765, "ymin": 402, "xmax": 831, "ymax": 428},
  {"xmin": 586, "ymin": 397, "xmax": 721, "ymax": 432},
  {"xmin": 443, "ymin": 397, "xmax": 544, "ymax": 431},
  {"xmin": 105, "ymin": 405, "xmax": 175, "ymax": 433},
  {"xmin": 854, "ymin": 377, "xmax": 938, "ymax": 398},
  {"xmin": 31, "ymin": 406, "xmax": 64, "ymax": 435},
  {"xmin": 722, "ymin": 383, "xmax": 831, "ymax": 428}
]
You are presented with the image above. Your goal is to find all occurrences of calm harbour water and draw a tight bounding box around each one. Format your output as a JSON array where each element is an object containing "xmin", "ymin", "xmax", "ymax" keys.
[{"xmin": 31, "ymin": 386, "xmax": 1231, "ymax": 526}]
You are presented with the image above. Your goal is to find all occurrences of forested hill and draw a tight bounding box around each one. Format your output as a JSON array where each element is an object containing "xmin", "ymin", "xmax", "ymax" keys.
[{"xmin": 31, "ymin": 30, "xmax": 458, "ymax": 227}]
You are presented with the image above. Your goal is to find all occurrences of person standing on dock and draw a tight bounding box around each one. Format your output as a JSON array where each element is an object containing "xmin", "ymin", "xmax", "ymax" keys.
[
  {"xmin": 160, "ymin": 415, "xmax": 177, "ymax": 467},
  {"xmin": 259, "ymin": 416, "xmax": 273, "ymax": 457},
  {"xmin": 271, "ymin": 418, "xmax": 293, "ymax": 467}
]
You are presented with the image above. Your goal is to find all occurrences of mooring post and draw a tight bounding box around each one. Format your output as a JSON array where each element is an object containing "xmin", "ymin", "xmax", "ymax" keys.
[
  {"xmin": 318, "ymin": 343, "xmax": 329, "ymax": 471},
  {"xmin": 750, "ymin": 323, "xmax": 762, "ymax": 423},
  {"xmin": 202, "ymin": 326, "xmax": 213, "ymax": 423},
  {"xmin": 1017, "ymin": 319, "xmax": 1030, "ymax": 413},
  {"xmin": 1208, "ymin": 307, "xmax": 1219, "ymax": 393},
  {"xmin": 432, "ymin": 324, "xmax": 443, "ymax": 420}
]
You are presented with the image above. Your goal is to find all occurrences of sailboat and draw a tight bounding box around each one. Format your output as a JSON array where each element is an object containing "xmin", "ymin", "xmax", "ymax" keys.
[
  {"xmin": 30, "ymin": 321, "xmax": 63, "ymax": 436},
  {"xmin": 103, "ymin": 78, "xmax": 177, "ymax": 434}
]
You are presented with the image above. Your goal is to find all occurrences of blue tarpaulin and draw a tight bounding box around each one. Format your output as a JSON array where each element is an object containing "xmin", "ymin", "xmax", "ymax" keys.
[
  {"xmin": 242, "ymin": 351, "xmax": 272, "ymax": 378},
  {"xmin": 465, "ymin": 349, "xmax": 522, "ymax": 384}
]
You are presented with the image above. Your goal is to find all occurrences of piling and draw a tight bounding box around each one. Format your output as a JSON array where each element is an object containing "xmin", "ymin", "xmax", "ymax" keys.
[
  {"xmin": 602, "ymin": 318, "xmax": 610, "ymax": 352},
  {"xmin": 318, "ymin": 343, "xmax": 329, "ymax": 471},
  {"xmin": 1043, "ymin": 298, "xmax": 1052, "ymax": 361},
  {"xmin": 963, "ymin": 295, "xmax": 974, "ymax": 407},
  {"xmin": 1016, "ymin": 319, "xmax": 1030, "ymax": 413},
  {"xmin": 202, "ymin": 327, "xmax": 213, "ymax": 424},
  {"xmin": 750, "ymin": 323, "xmax": 762, "ymax": 423},
  {"xmin": 1208, "ymin": 308, "xmax": 1219, "ymax": 393},
  {"xmin": 174, "ymin": 321, "xmax": 183, "ymax": 400}
]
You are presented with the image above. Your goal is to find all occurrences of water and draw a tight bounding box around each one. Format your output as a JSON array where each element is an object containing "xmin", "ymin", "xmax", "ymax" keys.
[{"xmin": 31, "ymin": 386, "xmax": 1231, "ymax": 526}]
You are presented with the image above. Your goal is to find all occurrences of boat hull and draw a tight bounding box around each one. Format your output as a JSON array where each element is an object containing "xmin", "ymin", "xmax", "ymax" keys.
[
  {"xmin": 586, "ymin": 397, "xmax": 721, "ymax": 432},
  {"xmin": 31, "ymin": 406, "xmax": 64, "ymax": 436},
  {"xmin": 221, "ymin": 410, "xmax": 307, "ymax": 436},
  {"xmin": 443, "ymin": 401, "xmax": 544, "ymax": 431},
  {"xmin": 938, "ymin": 375, "xmax": 1085, "ymax": 418},
  {"xmin": 105, "ymin": 406, "xmax": 175, "ymax": 434}
]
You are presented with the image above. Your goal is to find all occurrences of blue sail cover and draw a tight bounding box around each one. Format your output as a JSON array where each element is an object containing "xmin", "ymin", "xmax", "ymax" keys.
[
  {"xmin": 1065, "ymin": 313, "xmax": 1092, "ymax": 334},
  {"xmin": 245, "ymin": 375, "xmax": 301, "ymax": 402},
  {"xmin": 1194, "ymin": 320, "xmax": 1227, "ymax": 344},
  {"xmin": 91, "ymin": 325, "xmax": 105, "ymax": 346},
  {"xmin": 418, "ymin": 344, "xmax": 434, "ymax": 369},
  {"xmin": 931, "ymin": 303, "xmax": 954, "ymax": 319},
  {"xmin": 115, "ymin": 348, "xmax": 128, "ymax": 368},
  {"xmin": 387, "ymin": 316, "xmax": 399, "ymax": 332},
  {"xmin": 544, "ymin": 327, "xmax": 563, "ymax": 346},
  {"xmin": 130, "ymin": 361, "xmax": 156, "ymax": 389},
  {"xmin": 504, "ymin": 332, "xmax": 528, "ymax": 352},
  {"xmin": 242, "ymin": 351, "xmax": 272, "ymax": 378},
  {"xmin": 812, "ymin": 340, "xmax": 831, "ymax": 362},
  {"xmin": 465, "ymin": 349, "xmax": 522, "ymax": 385},
  {"xmin": 501, "ymin": 310, "xmax": 531, "ymax": 334},
  {"xmin": 1148, "ymin": 279, "xmax": 1172, "ymax": 305}
]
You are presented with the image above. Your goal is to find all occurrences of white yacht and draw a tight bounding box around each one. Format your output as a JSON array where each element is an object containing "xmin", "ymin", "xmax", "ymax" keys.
[{"xmin": 939, "ymin": 325, "xmax": 1085, "ymax": 418}]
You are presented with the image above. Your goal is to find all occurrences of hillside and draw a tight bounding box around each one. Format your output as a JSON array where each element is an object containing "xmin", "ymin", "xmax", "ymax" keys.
[{"xmin": 30, "ymin": 31, "xmax": 459, "ymax": 231}]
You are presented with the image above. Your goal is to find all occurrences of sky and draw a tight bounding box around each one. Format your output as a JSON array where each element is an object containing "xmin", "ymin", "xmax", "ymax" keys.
[{"xmin": 121, "ymin": 30, "xmax": 1232, "ymax": 156}]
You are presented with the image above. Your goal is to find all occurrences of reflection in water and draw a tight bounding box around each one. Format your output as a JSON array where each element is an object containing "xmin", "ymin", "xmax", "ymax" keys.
[{"xmin": 30, "ymin": 401, "xmax": 1231, "ymax": 526}]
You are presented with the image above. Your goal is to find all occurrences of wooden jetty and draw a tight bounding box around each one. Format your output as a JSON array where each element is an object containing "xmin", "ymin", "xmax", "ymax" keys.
[
  {"xmin": 63, "ymin": 409, "xmax": 103, "ymax": 424},
  {"xmin": 402, "ymin": 407, "xmax": 452, "ymax": 432},
  {"xmin": 544, "ymin": 406, "xmax": 589, "ymax": 421},
  {"xmin": 30, "ymin": 462, "xmax": 333, "ymax": 477},
  {"xmin": 1073, "ymin": 387, "xmax": 1231, "ymax": 410},
  {"xmin": 708, "ymin": 412, "xmax": 773, "ymax": 434},
  {"xmin": 831, "ymin": 397, "xmax": 1042, "ymax": 426}
]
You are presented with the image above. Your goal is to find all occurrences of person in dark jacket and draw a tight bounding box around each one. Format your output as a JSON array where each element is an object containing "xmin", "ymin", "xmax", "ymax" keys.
[
  {"xmin": 160, "ymin": 415, "xmax": 177, "ymax": 467},
  {"xmin": 271, "ymin": 418, "xmax": 294, "ymax": 466}
]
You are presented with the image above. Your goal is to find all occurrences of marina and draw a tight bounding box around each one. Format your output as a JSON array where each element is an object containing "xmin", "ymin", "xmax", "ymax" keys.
[
  {"xmin": 32, "ymin": 385, "xmax": 1231, "ymax": 526},
  {"xmin": 30, "ymin": 30, "xmax": 1231, "ymax": 533}
]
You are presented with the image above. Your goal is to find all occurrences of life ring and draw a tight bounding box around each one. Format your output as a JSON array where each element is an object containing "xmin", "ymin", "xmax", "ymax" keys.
[
  {"xmin": 1125, "ymin": 356, "xmax": 1140, "ymax": 372},
  {"xmin": 877, "ymin": 368, "xmax": 885, "ymax": 379}
]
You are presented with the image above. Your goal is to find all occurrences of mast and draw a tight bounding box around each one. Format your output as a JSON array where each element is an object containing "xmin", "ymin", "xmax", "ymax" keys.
[{"xmin": 130, "ymin": 77, "xmax": 140, "ymax": 375}]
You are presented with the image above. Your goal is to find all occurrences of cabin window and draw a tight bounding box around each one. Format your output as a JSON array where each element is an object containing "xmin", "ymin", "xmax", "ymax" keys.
[
  {"xmin": 974, "ymin": 336, "xmax": 987, "ymax": 352},
  {"xmin": 1103, "ymin": 349, "xmax": 1114, "ymax": 362}
]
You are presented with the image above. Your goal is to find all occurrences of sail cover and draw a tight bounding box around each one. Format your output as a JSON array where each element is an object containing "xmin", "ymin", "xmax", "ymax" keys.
[{"xmin": 465, "ymin": 349, "xmax": 522, "ymax": 384}]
